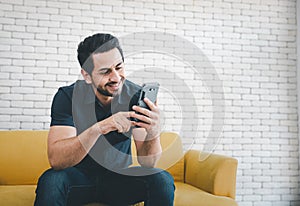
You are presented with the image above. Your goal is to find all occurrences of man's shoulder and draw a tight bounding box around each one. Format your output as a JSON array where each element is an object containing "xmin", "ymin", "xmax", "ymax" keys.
[
  {"xmin": 56, "ymin": 80, "xmax": 87, "ymax": 98},
  {"xmin": 58, "ymin": 82, "xmax": 75, "ymax": 93}
]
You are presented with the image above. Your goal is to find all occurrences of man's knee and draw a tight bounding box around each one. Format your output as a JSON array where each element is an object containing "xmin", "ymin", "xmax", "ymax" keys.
[
  {"xmin": 155, "ymin": 170, "xmax": 174, "ymax": 184},
  {"xmin": 148, "ymin": 169, "xmax": 175, "ymax": 193},
  {"xmin": 34, "ymin": 168, "xmax": 73, "ymax": 206},
  {"xmin": 37, "ymin": 169, "xmax": 70, "ymax": 191},
  {"xmin": 146, "ymin": 169, "xmax": 175, "ymax": 205}
]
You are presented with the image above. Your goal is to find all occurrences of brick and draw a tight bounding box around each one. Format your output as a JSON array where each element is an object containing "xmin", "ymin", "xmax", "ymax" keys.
[
  {"xmin": 21, "ymin": 122, "xmax": 44, "ymax": 129},
  {"xmin": 46, "ymin": 40, "xmax": 68, "ymax": 48},
  {"xmin": 13, "ymin": 59, "xmax": 36, "ymax": 66},
  {"xmin": 0, "ymin": 51, "xmax": 22, "ymax": 59},
  {"xmin": 69, "ymin": 3, "xmax": 90, "ymax": 10},
  {"xmin": 0, "ymin": 31, "xmax": 12, "ymax": 40},
  {"xmin": 57, "ymin": 74, "xmax": 77, "ymax": 82},
  {"xmin": 0, "ymin": 108, "xmax": 22, "ymax": 114},
  {"xmin": 26, "ymin": 26, "xmax": 48, "ymax": 33},
  {"xmin": 35, "ymin": 47, "xmax": 57, "ymax": 54},
  {"xmin": 36, "ymin": 7, "xmax": 58, "ymax": 15},
  {"xmin": 21, "ymin": 80, "xmax": 43, "ymax": 87},
  {"xmin": 0, "ymin": 3, "xmax": 13, "ymax": 10},
  {"xmin": 3, "ymin": 25, "xmax": 25, "ymax": 32},
  {"xmin": 50, "ymin": 14, "xmax": 72, "ymax": 22},
  {"xmin": 11, "ymin": 115, "xmax": 33, "ymax": 122},
  {"xmin": 34, "ymin": 116, "xmax": 51, "ymax": 123},
  {"xmin": 11, "ymin": 73, "xmax": 33, "ymax": 80},
  {"xmin": 36, "ymin": 60, "xmax": 58, "ymax": 67},
  {"xmin": 23, "ymin": 39, "xmax": 46, "ymax": 46},
  {"xmin": 11, "ymin": 86, "xmax": 33, "ymax": 94},
  {"xmin": 91, "ymin": 5, "xmax": 112, "ymax": 12},
  {"xmin": 60, "ymin": 9, "xmax": 81, "ymax": 16},
  {"xmin": 0, "ymin": 122, "xmax": 20, "ymax": 129},
  {"xmin": 4, "ymin": 11, "xmax": 26, "ymax": 19},
  {"xmin": 46, "ymin": 1, "xmax": 68, "ymax": 8},
  {"xmin": 38, "ymin": 20, "xmax": 60, "ymax": 28},
  {"xmin": 58, "ymin": 34, "xmax": 80, "ymax": 42},
  {"xmin": 36, "ymin": 33, "xmax": 57, "ymax": 40},
  {"xmin": 11, "ymin": 45, "xmax": 34, "ymax": 52},
  {"xmin": 15, "ymin": 19, "xmax": 38, "ymax": 26},
  {"xmin": 28, "ymin": 13, "xmax": 50, "ymax": 20},
  {"xmin": 73, "ymin": 16, "xmax": 94, "ymax": 23},
  {"xmin": 23, "ymin": 53, "xmax": 46, "ymax": 60},
  {"xmin": 12, "ymin": 32, "xmax": 34, "ymax": 39},
  {"xmin": 0, "ymin": 58, "xmax": 12, "ymax": 65},
  {"xmin": 11, "ymin": 100, "xmax": 34, "ymax": 108}
]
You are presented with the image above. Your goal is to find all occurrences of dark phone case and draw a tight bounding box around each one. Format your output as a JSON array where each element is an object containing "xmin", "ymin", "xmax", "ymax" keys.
[
  {"xmin": 137, "ymin": 82, "xmax": 159, "ymax": 109},
  {"xmin": 133, "ymin": 82, "xmax": 159, "ymax": 123}
]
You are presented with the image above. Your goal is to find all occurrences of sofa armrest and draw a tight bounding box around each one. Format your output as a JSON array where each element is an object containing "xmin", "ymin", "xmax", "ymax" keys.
[{"xmin": 184, "ymin": 150, "xmax": 238, "ymax": 199}]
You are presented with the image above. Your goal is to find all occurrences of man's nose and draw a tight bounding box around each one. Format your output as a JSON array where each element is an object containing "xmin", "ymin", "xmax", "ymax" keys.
[{"xmin": 109, "ymin": 68, "xmax": 121, "ymax": 82}]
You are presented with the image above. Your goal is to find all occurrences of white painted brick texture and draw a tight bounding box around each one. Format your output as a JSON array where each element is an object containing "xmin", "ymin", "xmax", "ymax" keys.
[{"xmin": 0, "ymin": 0, "xmax": 299, "ymax": 205}]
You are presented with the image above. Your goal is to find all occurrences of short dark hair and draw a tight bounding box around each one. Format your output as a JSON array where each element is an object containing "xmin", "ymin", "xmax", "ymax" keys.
[{"xmin": 77, "ymin": 33, "xmax": 124, "ymax": 74}]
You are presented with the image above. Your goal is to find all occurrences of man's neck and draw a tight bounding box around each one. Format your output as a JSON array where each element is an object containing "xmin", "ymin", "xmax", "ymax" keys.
[{"xmin": 95, "ymin": 92, "xmax": 113, "ymax": 106}]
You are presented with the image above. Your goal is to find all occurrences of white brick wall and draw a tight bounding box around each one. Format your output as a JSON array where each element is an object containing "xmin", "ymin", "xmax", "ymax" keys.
[
  {"xmin": 0, "ymin": 0, "xmax": 299, "ymax": 205},
  {"xmin": 298, "ymin": 0, "xmax": 300, "ymax": 176}
]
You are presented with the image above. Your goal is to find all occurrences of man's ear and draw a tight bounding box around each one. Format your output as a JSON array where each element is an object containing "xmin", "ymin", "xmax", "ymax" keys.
[{"xmin": 81, "ymin": 69, "xmax": 92, "ymax": 84}]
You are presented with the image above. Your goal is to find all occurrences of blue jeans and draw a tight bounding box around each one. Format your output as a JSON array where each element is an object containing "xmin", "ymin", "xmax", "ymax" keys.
[{"xmin": 34, "ymin": 167, "xmax": 175, "ymax": 206}]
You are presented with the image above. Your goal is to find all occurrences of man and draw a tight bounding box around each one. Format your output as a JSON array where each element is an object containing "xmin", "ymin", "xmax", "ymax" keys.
[{"xmin": 34, "ymin": 33, "xmax": 175, "ymax": 206}]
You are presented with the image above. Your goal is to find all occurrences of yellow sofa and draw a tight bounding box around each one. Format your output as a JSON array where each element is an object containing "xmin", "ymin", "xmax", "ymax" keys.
[{"xmin": 0, "ymin": 130, "xmax": 238, "ymax": 206}]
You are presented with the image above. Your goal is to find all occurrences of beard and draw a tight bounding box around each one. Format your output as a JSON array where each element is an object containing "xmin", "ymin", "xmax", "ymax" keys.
[
  {"xmin": 92, "ymin": 78, "xmax": 124, "ymax": 97},
  {"xmin": 96, "ymin": 86, "xmax": 113, "ymax": 97}
]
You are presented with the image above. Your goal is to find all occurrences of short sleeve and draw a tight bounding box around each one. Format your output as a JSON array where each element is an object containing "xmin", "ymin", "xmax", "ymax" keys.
[{"xmin": 50, "ymin": 88, "xmax": 74, "ymax": 127}]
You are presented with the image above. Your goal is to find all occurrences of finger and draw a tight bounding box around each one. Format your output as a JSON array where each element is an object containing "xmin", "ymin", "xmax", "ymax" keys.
[
  {"xmin": 132, "ymin": 105, "xmax": 151, "ymax": 117},
  {"xmin": 125, "ymin": 120, "xmax": 132, "ymax": 132},
  {"xmin": 115, "ymin": 122, "xmax": 124, "ymax": 133},
  {"xmin": 114, "ymin": 116, "xmax": 131, "ymax": 133},
  {"xmin": 131, "ymin": 113, "xmax": 152, "ymax": 124},
  {"xmin": 130, "ymin": 121, "xmax": 137, "ymax": 126},
  {"xmin": 133, "ymin": 121, "xmax": 151, "ymax": 129},
  {"xmin": 121, "ymin": 111, "xmax": 135, "ymax": 118},
  {"xmin": 122, "ymin": 119, "xmax": 133, "ymax": 132},
  {"xmin": 144, "ymin": 97, "xmax": 157, "ymax": 111}
]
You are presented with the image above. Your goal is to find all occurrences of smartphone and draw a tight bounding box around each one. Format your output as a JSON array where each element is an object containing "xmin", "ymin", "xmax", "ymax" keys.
[
  {"xmin": 133, "ymin": 82, "xmax": 159, "ymax": 122},
  {"xmin": 137, "ymin": 82, "xmax": 159, "ymax": 109}
]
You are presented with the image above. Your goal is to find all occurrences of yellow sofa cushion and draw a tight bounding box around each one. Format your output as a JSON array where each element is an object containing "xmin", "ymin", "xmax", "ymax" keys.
[
  {"xmin": 131, "ymin": 132, "xmax": 184, "ymax": 182},
  {"xmin": 157, "ymin": 132, "xmax": 184, "ymax": 182},
  {"xmin": 0, "ymin": 131, "xmax": 50, "ymax": 185},
  {"xmin": 185, "ymin": 150, "xmax": 238, "ymax": 199},
  {"xmin": 0, "ymin": 185, "xmax": 36, "ymax": 206},
  {"xmin": 174, "ymin": 182, "xmax": 238, "ymax": 206}
]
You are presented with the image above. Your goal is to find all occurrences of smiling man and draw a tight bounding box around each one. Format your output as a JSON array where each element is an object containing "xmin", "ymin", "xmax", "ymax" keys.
[{"xmin": 34, "ymin": 33, "xmax": 175, "ymax": 206}]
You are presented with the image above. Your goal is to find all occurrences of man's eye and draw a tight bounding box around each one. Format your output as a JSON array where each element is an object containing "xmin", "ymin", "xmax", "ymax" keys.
[
  {"xmin": 116, "ymin": 67, "xmax": 122, "ymax": 70},
  {"xmin": 99, "ymin": 69, "xmax": 110, "ymax": 74}
]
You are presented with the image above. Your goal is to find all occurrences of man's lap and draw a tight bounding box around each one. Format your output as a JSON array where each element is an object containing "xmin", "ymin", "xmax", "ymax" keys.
[{"xmin": 35, "ymin": 166, "xmax": 174, "ymax": 206}]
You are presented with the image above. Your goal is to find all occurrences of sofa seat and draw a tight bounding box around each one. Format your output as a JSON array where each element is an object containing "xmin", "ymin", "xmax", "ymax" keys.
[
  {"xmin": 174, "ymin": 182, "xmax": 238, "ymax": 206},
  {"xmin": 0, "ymin": 185, "xmax": 36, "ymax": 205},
  {"xmin": 0, "ymin": 131, "xmax": 238, "ymax": 206},
  {"xmin": 0, "ymin": 182, "xmax": 238, "ymax": 206}
]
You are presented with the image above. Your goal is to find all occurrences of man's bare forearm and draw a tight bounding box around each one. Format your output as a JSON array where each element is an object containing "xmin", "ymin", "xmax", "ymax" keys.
[
  {"xmin": 137, "ymin": 135, "xmax": 162, "ymax": 167},
  {"xmin": 48, "ymin": 123, "xmax": 101, "ymax": 170},
  {"xmin": 48, "ymin": 112, "xmax": 132, "ymax": 170}
]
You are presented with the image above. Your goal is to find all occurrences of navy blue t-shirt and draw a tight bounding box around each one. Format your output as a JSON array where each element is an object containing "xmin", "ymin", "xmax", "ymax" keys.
[{"xmin": 50, "ymin": 79, "xmax": 141, "ymax": 172}]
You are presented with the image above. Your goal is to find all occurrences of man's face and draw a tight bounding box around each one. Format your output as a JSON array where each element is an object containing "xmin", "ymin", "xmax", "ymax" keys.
[{"xmin": 89, "ymin": 48, "xmax": 125, "ymax": 97}]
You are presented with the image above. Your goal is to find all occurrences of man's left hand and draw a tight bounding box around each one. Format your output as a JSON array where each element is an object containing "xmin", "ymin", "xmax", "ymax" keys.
[{"xmin": 131, "ymin": 98, "xmax": 160, "ymax": 139}]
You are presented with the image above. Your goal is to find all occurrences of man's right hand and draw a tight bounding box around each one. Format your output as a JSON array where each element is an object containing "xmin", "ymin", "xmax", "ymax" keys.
[{"xmin": 98, "ymin": 111, "xmax": 135, "ymax": 134}]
